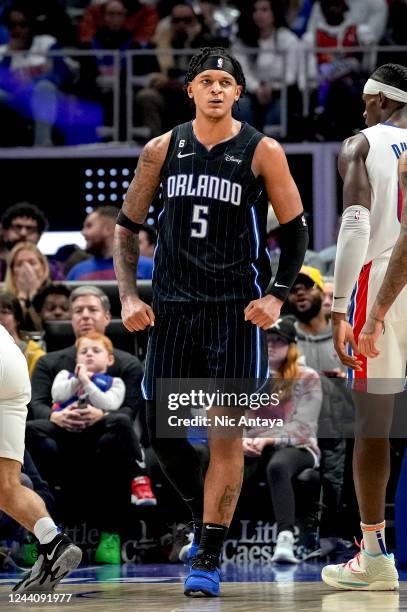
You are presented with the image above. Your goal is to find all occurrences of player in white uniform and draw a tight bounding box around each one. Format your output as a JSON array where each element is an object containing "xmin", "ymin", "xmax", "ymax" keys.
[
  {"xmin": 0, "ymin": 324, "xmax": 82, "ymax": 592},
  {"xmin": 358, "ymin": 151, "xmax": 407, "ymax": 356},
  {"xmin": 323, "ymin": 63, "xmax": 407, "ymax": 591}
]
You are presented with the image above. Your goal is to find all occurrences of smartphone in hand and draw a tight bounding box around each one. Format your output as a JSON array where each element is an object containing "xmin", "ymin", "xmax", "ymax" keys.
[{"xmin": 77, "ymin": 394, "xmax": 88, "ymax": 409}]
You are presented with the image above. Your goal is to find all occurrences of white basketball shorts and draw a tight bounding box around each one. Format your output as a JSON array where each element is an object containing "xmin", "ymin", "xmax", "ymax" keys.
[
  {"xmin": 0, "ymin": 325, "xmax": 30, "ymax": 463},
  {"xmin": 347, "ymin": 255, "xmax": 407, "ymax": 393}
]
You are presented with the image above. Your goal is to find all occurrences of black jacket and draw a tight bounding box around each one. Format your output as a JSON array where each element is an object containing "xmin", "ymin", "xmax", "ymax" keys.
[{"xmin": 29, "ymin": 345, "xmax": 144, "ymax": 421}]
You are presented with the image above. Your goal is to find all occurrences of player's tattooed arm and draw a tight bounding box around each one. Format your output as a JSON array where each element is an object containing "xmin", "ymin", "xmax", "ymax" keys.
[
  {"xmin": 113, "ymin": 132, "xmax": 171, "ymax": 300},
  {"xmin": 370, "ymin": 151, "xmax": 407, "ymax": 318},
  {"xmin": 114, "ymin": 132, "xmax": 171, "ymax": 331}
]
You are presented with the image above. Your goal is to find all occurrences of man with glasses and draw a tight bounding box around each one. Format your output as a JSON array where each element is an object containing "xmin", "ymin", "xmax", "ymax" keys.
[{"xmin": 0, "ymin": 202, "xmax": 63, "ymax": 281}]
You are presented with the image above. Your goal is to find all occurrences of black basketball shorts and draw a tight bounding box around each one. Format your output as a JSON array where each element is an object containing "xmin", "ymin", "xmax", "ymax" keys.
[{"xmin": 142, "ymin": 303, "xmax": 269, "ymax": 401}]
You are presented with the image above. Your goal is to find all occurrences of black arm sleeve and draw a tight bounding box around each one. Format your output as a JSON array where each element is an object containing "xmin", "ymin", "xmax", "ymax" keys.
[{"xmin": 267, "ymin": 212, "xmax": 309, "ymax": 301}]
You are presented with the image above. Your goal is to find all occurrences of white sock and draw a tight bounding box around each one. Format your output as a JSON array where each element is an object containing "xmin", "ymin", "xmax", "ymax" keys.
[
  {"xmin": 33, "ymin": 517, "xmax": 60, "ymax": 545},
  {"xmin": 361, "ymin": 520, "xmax": 387, "ymax": 555}
]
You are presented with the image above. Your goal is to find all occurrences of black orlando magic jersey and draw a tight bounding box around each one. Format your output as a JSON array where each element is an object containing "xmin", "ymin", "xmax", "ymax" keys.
[{"xmin": 152, "ymin": 121, "xmax": 270, "ymax": 310}]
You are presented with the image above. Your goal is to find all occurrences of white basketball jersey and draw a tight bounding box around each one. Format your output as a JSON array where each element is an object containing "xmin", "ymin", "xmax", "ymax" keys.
[{"xmin": 362, "ymin": 123, "xmax": 407, "ymax": 263}]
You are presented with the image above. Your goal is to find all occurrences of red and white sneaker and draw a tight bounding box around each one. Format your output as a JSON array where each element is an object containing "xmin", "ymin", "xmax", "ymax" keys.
[
  {"xmin": 321, "ymin": 539, "xmax": 399, "ymax": 591},
  {"xmin": 131, "ymin": 476, "xmax": 157, "ymax": 506}
]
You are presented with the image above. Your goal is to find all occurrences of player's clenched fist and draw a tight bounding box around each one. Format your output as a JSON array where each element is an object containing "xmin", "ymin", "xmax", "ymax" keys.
[
  {"xmin": 244, "ymin": 294, "xmax": 283, "ymax": 330},
  {"xmin": 121, "ymin": 295, "xmax": 155, "ymax": 331}
]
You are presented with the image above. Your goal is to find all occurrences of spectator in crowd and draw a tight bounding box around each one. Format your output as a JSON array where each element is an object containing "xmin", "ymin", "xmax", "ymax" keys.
[
  {"xmin": 321, "ymin": 279, "xmax": 333, "ymax": 321},
  {"xmin": 135, "ymin": 2, "xmax": 226, "ymax": 136},
  {"xmin": 0, "ymin": 202, "xmax": 64, "ymax": 281},
  {"xmin": 66, "ymin": 206, "xmax": 118, "ymax": 280},
  {"xmin": 306, "ymin": 0, "xmax": 388, "ymax": 45},
  {"xmin": 59, "ymin": 245, "xmax": 91, "ymax": 278},
  {"xmin": 79, "ymin": 0, "xmax": 132, "ymax": 139},
  {"xmin": 232, "ymin": 0, "xmax": 301, "ymax": 133},
  {"xmin": 79, "ymin": 0, "xmax": 160, "ymax": 140},
  {"xmin": 302, "ymin": 0, "xmax": 378, "ymax": 140},
  {"xmin": 318, "ymin": 216, "xmax": 341, "ymax": 275},
  {"xmin": 26, "ymin": 286, "xmax": 154, "ymax": 563},
  {"xmin": 318, "ymin": 244, "xmax": 336, "ymax": 276},
  {"xmin": 287, "ymin": 265, "xmax": 352, "ymax": 549},
  {"xmin": 287, "ymin": 265, "xmax": 344, "ymax": 375},
  {"xmin": 243, "ymin": 316, "xmax": 322, "ymax": 563},
  {"xmin": 67, "ymin": 206, "xmax": 153, "ymax": 280},
  {"xmin": 0, "ymin": 3, "xmax": 74, "ymax": 146},
  {"xmin": 78, "ymin": 0, "xmax": 160, "ymax": 45},
  {"xmin": 22, "ymin": 0, "xmax": 76, "ymax": 47},
  {"xmin": 379, "ymin": 0, "xmax": 407, "ymax": 66},
  {"xmin": 0, "ymin": 291, "xmax": 45, "ymax": 377},
  {"xmin": 267, "ymin": 206, "xmax": 323, "ymax": 273},
  {"xmin": 4, "ymin": 241, "xmax": 51, "ymax": 332},
  {"xmin": 196, "ymin": 0, "xmax": 236, "ymax": 40},
  {"xmin": 33, "ymin": 284, "xmax": 71, "ymax": 323},
  {"xmin": 87, "ymin": 0, "xmax": 134, "ymax": 75},
  {"xmin": 286, "ymin": 0, "xmax": 315, "ymax": 37},
  {"xmin": 51, "ymin": 332, "xmax": 126, "ymax": 413},
  {"xmin": 139, "ymin": 224, "xmax": 157, "ymax": 260},
  {"xmin": 153, "ymin": 2, "xmax": 227, "ymax": 74}
]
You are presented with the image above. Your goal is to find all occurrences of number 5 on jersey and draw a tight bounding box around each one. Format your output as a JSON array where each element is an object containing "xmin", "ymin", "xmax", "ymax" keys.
[{"xmin": 191, "ymin": 204, "xmax": 209, "ymax": 238}]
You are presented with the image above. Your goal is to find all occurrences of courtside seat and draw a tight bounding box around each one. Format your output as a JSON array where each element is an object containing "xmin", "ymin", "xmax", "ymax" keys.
[{"xmin": 43, "ymin": 318, "xmax": 138, "ymax": 355}]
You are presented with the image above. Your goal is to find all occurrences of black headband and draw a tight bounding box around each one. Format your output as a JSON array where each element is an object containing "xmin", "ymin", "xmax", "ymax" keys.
[{"xmin": 190, "ymin": 55, "xmax": 239, "ymax": 83}]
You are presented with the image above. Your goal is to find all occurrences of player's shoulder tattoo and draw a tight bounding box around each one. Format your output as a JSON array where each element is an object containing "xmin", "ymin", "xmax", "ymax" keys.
[{"xmin": 139, "ymin": 131, "xmax": 172, "ymax": 168}]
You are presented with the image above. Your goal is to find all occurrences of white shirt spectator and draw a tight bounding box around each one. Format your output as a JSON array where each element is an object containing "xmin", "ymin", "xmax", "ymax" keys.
[
  {"xmin": 0, "ymin": 35, "xmax": 57, "ymax": 82},
  {"xmin": 232, "ymin": 28, "xmax": 301, "ymax": 92}
]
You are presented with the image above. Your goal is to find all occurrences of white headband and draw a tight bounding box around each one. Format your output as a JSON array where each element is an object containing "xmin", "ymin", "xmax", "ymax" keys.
[{"xmin": 363, "ymin": 78, "xmax": 407, "ymax": 104}]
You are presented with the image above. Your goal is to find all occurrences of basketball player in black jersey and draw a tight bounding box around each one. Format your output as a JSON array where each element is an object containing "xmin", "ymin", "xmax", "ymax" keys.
[{"xmin": 114, "ymin": 47, "xmax": 308, "ymax": 597}]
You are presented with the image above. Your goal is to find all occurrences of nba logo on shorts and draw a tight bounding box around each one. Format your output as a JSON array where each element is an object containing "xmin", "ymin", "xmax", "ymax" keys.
[{"xmin": 217, "ymin": 57, "xmax": 223, "ymax": 68}]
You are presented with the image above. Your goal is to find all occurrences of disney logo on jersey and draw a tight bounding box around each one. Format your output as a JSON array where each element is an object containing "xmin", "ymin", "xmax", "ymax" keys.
[{"xmin": 224, "ymin": 154, "xmax": 242, "ymax": 164}]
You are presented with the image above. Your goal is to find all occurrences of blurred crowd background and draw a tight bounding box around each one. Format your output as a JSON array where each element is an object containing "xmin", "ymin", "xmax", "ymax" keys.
[{"xmin": 0, "ymin": 0, "xmax": 405, "ymax": 146}]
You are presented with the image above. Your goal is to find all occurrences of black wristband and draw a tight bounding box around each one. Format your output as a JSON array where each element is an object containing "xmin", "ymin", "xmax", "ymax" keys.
[
  {"xmin": 116, "ymin": 210, "xmax": 143, "ymax": 234},
  {"xmin": 267, "ymin": 212, "xmax": 309, "ymax": 302}
]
